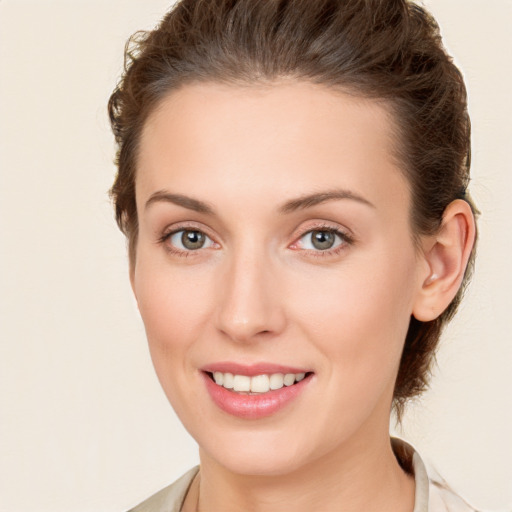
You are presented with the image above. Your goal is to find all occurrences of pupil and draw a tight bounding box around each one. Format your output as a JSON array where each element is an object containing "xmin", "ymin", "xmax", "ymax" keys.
[
  {"xmin": 312, "ymin": 230, "xmax": 335, "ymax": 250},
  {"xmin": 182, "ymin": 230, "xmax": 205, "ymax": 250}
]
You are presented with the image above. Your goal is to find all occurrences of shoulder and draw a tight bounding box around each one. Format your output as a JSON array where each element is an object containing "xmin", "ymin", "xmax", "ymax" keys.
[
  {"xmin": 392, "ymin": 437, "xmax": 479, "ymax": 512},
  {"xmin": 126, "ymin": 466, "xmax": 199, "ymax": 512},
  {"xmin": 425, "ymin": 462, "xmax": 480, "ymax": 512}
]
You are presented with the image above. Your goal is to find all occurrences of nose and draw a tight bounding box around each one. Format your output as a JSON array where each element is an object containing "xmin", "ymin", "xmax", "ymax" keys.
[{"xmin": 214, "ymin": 247, "xmax": 287, "ymax": 343}]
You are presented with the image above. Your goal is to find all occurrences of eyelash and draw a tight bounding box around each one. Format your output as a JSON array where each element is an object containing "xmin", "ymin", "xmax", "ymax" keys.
[
  {"xmin": 157, "ymin": 223, "xmax": 354, "ymax": 259},
  {"xmin": 157, "ymin": 225, "xmax": 215, "ymax": 258},
  {"xmin": 292, "ymin": 224, "xmax": 354, "ymax": 259}
]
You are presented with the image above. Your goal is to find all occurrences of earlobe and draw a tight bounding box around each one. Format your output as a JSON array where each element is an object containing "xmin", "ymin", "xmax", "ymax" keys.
[{"xmin": 412, "ymin": 199, "xmax": 476, "ymax": 322}]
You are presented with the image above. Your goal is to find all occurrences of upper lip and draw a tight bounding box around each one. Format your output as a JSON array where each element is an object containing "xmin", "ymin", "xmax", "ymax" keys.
[{"xmin": 201, "ymin": 362, "xmax": 312, "ymax": 376}]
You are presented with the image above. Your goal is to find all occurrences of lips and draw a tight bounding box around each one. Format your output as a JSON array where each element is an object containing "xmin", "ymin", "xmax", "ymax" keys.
[
  {"xmin": 202, "ymin": 362, "xmax": 310, "ymax": 376},
  {"xmin": 200, "ymin": 362, "xmax": 313, "ymax": 419}
]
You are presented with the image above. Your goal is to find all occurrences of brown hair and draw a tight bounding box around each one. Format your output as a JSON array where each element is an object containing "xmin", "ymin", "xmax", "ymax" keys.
[{"xmin": 108, "ymin": 0, "xmax": 477, "ymax": 419}]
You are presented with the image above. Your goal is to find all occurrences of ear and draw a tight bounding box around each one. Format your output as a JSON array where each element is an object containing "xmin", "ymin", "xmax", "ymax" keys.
[{"xmin": 412, "ymin": 199, "xmax": 476, "ymax": 322}]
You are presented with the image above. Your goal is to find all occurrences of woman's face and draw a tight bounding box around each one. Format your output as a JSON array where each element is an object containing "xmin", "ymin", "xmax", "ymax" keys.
[{"xmin": 133, "ymin": 81, "xmax": 429, "ymax": 475}]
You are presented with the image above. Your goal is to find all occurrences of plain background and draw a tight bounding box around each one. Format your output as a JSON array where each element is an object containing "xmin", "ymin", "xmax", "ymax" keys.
[{"xmin": 0, "ymin": 1, "xmax": 511, "ymax": 511}]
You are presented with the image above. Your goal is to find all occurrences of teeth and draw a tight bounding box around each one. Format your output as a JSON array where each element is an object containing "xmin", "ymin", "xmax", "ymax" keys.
[
  {"xmin": 250, "ymin": 374, "xmax": 270, "ymax": 393},
  {"xmin": 210, "ymin": 371, "xmax": 308, "ymax": 393},
  {"xmin": 269, "ymin": 373, "xmax": 284, "ymax": 390},
  {"xmin": 283, "ymin": 373, "xmax": 295, "ymax": 386},
  {"xmin": 223, "ymin": 372, "xmax": 234, "ymax": 389},
  {"xmin": 233, "ymin": 375, "xmax": 251, "ymax": 392}
]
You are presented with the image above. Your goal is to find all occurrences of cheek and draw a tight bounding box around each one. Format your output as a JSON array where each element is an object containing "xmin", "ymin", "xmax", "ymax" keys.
[
  {"xmin": 133, "ymin": 255, "xmax": 213, "ymax": 367},
  {"xmin": 289, "ymin": 250, "xmax": 417, "ymax": 392},
  {"xmin": 133, "ymin": 256, "xmax": 219, "ymax": 422}
]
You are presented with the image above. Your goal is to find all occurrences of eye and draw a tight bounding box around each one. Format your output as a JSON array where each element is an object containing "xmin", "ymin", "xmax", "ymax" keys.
[
  {"xmin": 296, "ymin": 228, "xmax": 348, "ymax": 252},
  {"xmin": 167, "ymin": 229, "xmax": 216, "ymax": 251}
]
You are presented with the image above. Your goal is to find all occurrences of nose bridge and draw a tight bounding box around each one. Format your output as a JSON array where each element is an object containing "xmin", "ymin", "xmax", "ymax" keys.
[{"xmin": 215, "ymin": 238, "xmax": 284, "ymax": 342}]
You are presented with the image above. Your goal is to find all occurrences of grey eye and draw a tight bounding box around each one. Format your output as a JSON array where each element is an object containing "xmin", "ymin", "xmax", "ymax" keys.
[
  {"xmin": 169, "ymin": 229, "xmax": 213, "ymax": 250},
  {"xmin": 182, "ymin": 230, "xmax": 205, "ymax": 249},
  {"xmin": 298, "ymin": 229, "xmax": 345, "ymax": 251},
  {"xmin": 310, "ymin": 230, "xmax": 336, "ymax": 250}
]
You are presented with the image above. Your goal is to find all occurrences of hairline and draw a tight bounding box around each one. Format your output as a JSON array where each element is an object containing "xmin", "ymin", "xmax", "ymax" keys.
[{"xmin": 128, "ymin": 77, "xmax": 423, "ymax": 266}]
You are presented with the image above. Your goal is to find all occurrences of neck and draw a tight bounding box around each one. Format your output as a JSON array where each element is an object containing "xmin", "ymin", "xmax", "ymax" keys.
[{"xmin": 191, "ymin": 427, "xmax": 415, "ymax": 512}]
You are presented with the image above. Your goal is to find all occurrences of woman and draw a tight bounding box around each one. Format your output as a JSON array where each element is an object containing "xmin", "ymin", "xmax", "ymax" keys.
[{"xmin": 109, "ymin": 0, "xmax": 478, "ymax": 510}]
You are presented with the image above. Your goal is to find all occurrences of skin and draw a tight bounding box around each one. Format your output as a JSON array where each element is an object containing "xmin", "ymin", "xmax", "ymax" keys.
[{"xmin": 132, "ymin": 81, "xmax": 475, "ymax": 512}]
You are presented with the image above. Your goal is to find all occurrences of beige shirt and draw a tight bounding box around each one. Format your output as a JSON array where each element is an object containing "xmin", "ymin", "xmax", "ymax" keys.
[{"xmin": 127, "ymin": 438, "xmax": 477, "ymax": 512}]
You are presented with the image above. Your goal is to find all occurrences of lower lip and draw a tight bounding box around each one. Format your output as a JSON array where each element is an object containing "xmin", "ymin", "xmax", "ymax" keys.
[{"xmin": 202, "ymin": 372, "xmax": 312, "ymax": 419}]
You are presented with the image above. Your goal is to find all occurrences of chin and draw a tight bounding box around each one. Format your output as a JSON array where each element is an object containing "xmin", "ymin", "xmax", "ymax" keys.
[
  {"xmin": 207, "ymin": 448, "xmax": 305, "ymax": 477},
  {"xmin": 197, "ymin": 427, "xmax": 325, "ymax": 477}
]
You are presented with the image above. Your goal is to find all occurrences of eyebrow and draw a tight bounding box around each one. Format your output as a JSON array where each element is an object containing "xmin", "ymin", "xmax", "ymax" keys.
[
  {"xmin": 145, "ymin": 191, "xmax": 215, "ymax": 214},
  {"xmin": 144, "ymin": 188, "xmax": 375, "ymax": 215},
  {"xmin": 278, "ymin": 189, "xmax": 375, "ymax": 214}
]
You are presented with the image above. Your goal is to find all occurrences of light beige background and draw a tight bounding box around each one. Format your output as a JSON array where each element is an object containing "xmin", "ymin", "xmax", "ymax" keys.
[{"xmin": 0, "ymin": 1, "xmax": 511, "ymax": 511}]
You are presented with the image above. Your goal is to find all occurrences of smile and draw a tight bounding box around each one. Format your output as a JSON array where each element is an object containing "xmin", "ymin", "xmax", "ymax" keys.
[
  {"xmin": 201, "ymin": 366, "xmax": 314, "ymax": 419},
  {"xmin": 210, "ymin": 371, "xmax": 307, "ymax": 394}
]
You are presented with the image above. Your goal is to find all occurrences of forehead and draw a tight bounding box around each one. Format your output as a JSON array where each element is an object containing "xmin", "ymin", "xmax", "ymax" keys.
[{"xmin": 136, "ymin": 81, "xmax": 409, "ymax": 215}]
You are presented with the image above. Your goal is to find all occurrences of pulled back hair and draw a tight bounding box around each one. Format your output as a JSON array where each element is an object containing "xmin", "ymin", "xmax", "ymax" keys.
[{"xmin": 108, "ymin": 0, "xmax": 477, "ymax": 419}]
